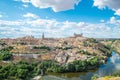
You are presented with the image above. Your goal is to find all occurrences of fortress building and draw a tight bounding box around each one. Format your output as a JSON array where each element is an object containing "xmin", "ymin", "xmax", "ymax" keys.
[{"xmin": 74, "ymin": 33, "xmax": 83, "ymax": 38}]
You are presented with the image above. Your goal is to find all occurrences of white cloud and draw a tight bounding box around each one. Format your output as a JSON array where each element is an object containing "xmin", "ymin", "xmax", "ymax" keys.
[
  {"xmin": 0, "ymin": 20, "xmax": 24, "ymax": 26},
  {"xmin": 0, "ymin": 16, "xmax": 120, "ymax": 38},
  {"xmin": 21, "ymin": 0, "xmax": 30, "ymax": 3},
  {"xmin": 109, "ymin": 16, "xmax": 120, "ymax": 25},
  {"xmin": 20, "ymin": 0, "xmax": 81, "ymax": 12},
  {"xmin": 115, "ymin": 9, "xmax": 120, "ymax": 16},
  {"xmin": 109, "ymin": 16, "xmax": 116, "ymax": 24},
  {"xmin": 23, "ymin": 13, "xmax": 39, "ymax": 19},
  {"xmin": 22, "ymin": 4, "xmax": 28, "ymax": 8},
  {"xmin": 93, "ymin": 0, "xmax": 106, "ymax": 9},
  {"xmin": 93, "ymin": 0, "xmax": 120, "ymax": 16}
]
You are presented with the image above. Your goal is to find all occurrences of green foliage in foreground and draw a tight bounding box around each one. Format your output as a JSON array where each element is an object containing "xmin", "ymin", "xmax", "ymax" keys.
[
  {"xmin": 40, "ymin": 57, "xmax": 103, "ymax": 73},
  {"xmin": 0, "ymin": 52, "xmax": 12, "ymax": 61},
  {"xmin": 112, "ymin": 70, "xmax": 120, "ymax": 77},
  {"xmin": 0, "ymin": 61, "xmax": 40, "ymax": 80},
  {"xmin": 0, "ymin": 46, "xmax": 41, "ymax": 80},
  {"xmin": 91, "ymin": 74, "xmax": 99, "ymax": 80},
  {"xmin": 91, "ymin": 69, "xmax": 120, "ymax": 80},
  {"xmin": 0, "ymin": 46, "xmax": 13, "ymax": 61}
]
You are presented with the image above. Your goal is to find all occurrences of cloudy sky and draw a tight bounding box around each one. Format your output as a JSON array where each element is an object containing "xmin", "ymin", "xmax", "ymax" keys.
[{"xmin": 0, "ymin": 0, "xmax": 120, "ymax": 38}]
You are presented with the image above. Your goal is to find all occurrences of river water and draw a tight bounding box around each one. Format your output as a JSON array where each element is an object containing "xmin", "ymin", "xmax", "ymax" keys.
[{"xmin": 42, "ymin": 52, "xmax": 120, "ymax": 80}]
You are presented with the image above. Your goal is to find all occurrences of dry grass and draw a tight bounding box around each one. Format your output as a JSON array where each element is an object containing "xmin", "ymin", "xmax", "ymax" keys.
[{"xmin": 97, "ymin": 76, "xmax": 120, "ymax": 80}]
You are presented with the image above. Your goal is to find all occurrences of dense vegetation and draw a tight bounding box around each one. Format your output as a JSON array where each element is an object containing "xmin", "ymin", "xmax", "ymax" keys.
[
  {"xmin": 16, "ymin": 42, "xmax": 27, "ymax": 45},
  {"xmin": 40, "ymin": 56, "xmax": 103, "ymax": 73},
  {"xmin": 55, "ymin": 46, "xmax": 73, "ymax": 50},
  {"xmin": 33, "ymin": 46, "xmax": 51, "ymax": 51},
  {"xmin": 0, "ymin": 46, "xmax": 41, "ymax": 80},
  {"xmin": 78, "ymin": 49, "xmax": 91, "ymax": 55},
  {"xmin": 0, "ymin": 61, "xmax": 40, "ymax": 80},
  {"xmin": 112, "ymin": 70, "xmax": 120, "ymax": 76},
  {"xmin": 0, "ymin": 46, "xmax": 13, "ymax": 61},
  {"xmin": 0, "ymin": 41, "xmax": 6, "ymax": 46}
]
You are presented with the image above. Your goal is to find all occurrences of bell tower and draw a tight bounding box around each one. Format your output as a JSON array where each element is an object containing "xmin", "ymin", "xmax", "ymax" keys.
[{"xmin": 42, "ymin": 33, "xmax": 44, "ymax": 39}]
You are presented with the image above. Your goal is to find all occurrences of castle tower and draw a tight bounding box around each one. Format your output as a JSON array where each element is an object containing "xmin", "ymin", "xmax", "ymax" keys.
[{"xmin": 74, "ymin": 33, "xmax": 83, "ymax": 37}]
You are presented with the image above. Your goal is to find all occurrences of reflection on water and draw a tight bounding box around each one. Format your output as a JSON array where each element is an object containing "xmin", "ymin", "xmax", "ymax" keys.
[
  {"xmin": 97, "ymin": 52, "xmax": 120, "ymax": 76},
  {"xmin": 43, "ymin": 52, "xmax": 120, "ymax": 80}
]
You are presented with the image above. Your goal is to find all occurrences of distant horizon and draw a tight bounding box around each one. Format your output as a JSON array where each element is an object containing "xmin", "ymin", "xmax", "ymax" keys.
[{"xmin": 0, "ymin": 34, "xmax": 120, "ymax": 39}]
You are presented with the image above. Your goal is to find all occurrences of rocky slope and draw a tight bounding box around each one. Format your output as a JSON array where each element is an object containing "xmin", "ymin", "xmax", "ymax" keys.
[
  {"xmin": 0, "ymin": 36, "xmax": 111, "ymax": 64},
  {"xmin": 100, "ymin": 39, "xmax": 120, "ymax": 54},
  {"xmin": 112, "ymin": 40, "xmax": 120, "ymax": 53}
]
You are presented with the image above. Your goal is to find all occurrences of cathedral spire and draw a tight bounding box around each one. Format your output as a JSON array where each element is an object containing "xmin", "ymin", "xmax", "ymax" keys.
[{"xmin": 42, "ymin": 33, "xmax": 44, "ymax": 39}]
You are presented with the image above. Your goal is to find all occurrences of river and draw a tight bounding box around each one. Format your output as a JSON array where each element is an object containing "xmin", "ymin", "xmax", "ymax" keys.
[{"xmin": 42, "ymin": 52, "xmax": 120, "ymax": 80}]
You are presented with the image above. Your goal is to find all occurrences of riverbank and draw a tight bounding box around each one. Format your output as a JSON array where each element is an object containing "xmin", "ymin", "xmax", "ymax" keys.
[
  {"xmin": 33, "ymin": 75, "xmax": 42, "ymax": 80},
  {"xmin": 41, "ymin": 52, "xmax": 120, "ymax": 80},
  {"xmin": 40, "ymin": 56, "xmax": 106, "ymax": 74}
]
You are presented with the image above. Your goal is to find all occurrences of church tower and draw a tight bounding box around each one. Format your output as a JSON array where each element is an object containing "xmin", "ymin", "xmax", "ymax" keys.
[{"xmin": 42, "ymin": 33, "xmax": 44, "ymax": 39}]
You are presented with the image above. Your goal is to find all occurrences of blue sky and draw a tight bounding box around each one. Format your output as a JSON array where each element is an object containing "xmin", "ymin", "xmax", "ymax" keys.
[{"xmin": 0, "ymin": 0, "xmax": 120, "ymax": 38}]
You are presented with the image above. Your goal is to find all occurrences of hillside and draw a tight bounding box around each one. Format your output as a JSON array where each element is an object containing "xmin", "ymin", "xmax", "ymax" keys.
[
  {"xmin": 112, "ymin": 40, "xmax": 120, "ymax": 53},
  {"xmin": 0, "ymin": 36, "xmax": 111, "ymax": 64},
  {"xmin": 0, "ymin": 36, "xmax": 112, "ymax": 79},
  {"xmin": 100, "ymin": 39, "xmax": 120, "ymax": 54}
]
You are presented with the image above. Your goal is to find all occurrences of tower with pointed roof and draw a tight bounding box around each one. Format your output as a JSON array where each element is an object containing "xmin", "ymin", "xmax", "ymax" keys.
[{"xmin": 42, "ymin": 33, "xmax": 44, "ymax": 39}]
